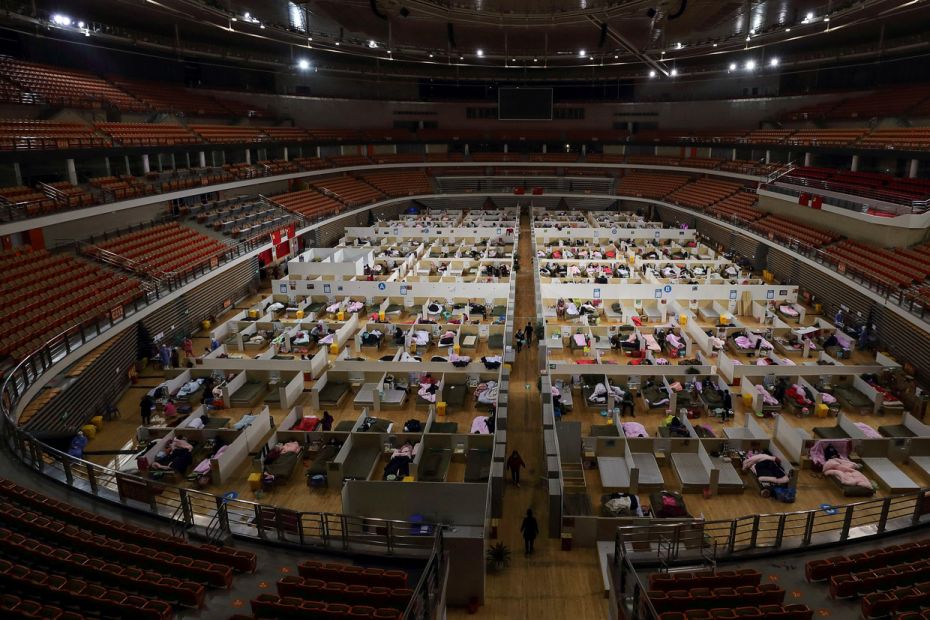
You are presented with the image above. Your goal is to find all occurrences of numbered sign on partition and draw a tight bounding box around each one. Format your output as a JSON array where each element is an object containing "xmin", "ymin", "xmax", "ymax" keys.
[
  {"xmin": 400, "ymin": 285, "xmax": 407, "ymax": 296},
  {"xmin": 655, "ymin": 231, "xmax": 661, "ymax": 238},
  {"xmin": 593, "ymin": 289, "xmax": 601, "ymax": 299},
  {"xmin": 729, "ymin": 290, "xmax": 737, "ymax": 300},
  {"xmin": 655, "ymin": 289, "xmax": 663, "ymax": 299},
  {"xmin": 378, "ymin": 282, "xmax": 386, "ymax": 291},
  {"xmin": 664, "ymin": 285, "xmax": 672, "ymax": 294},
  {"xmin": 612, "ymin": 228, "xmax": 618, "ymax": 235},
  {"xmin": 767, "ymin": 290, "xmax": 775, "ymax": 300},
  {"xmin": 324, "ymin": 284, "xmax": 331, "ymax": 294},
  {"xmin": 280, "ymin": 284, "xmax": 288, "ymax": 294}
]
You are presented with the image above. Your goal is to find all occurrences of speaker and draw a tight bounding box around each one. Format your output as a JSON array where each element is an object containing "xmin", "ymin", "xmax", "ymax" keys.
[
  {"xmin": 447, "ymin": 22, "xmax": 456, "ymax": 48},
  {"xmin": 598, "ymin": 22, "xmax": 607, "ymax": 47},
  {"xmin": 399, "ymin": 6, "xmax": 410, "ymax": 17}
]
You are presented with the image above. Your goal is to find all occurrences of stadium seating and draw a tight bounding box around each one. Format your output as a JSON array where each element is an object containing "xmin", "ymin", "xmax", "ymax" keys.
[
  {"xmin": 312, "ymin": 175, "xmax": 384, "ymax": 207},
  {"xmin": 96, "ymin": 122, "xmax": 198, "ymax": 147},
  {"xmin": 88, "ymin": 176, "xmax": 156, "ymax": 202},
  {"xmin": 0, "ymin": 248, "xmax": 144, "ymax": 360},
  {"xmin": 0, "ymin": 58, "xmax": 145, "ymax": 111},
  {"xmin": 616, "ymin": 172, "xmax": 692, "ymax": 199},
  {"xmin": 0, "ymin": 120, "xmax": 109, "ymax": 150},
  {"xmin": 656, "ymin": 605, "xmax": 813, "ymax": 620},
  {"xmin": 188, "ymin": 124, "xmax": 267, "ymax": 144},
  {"xmin": 786, "ymin": 128, "xmax": 869, "ymax": 147},
  {"xmin": 665, "ymin": 178, "xmax": 743, "ymax": 210},
  {"xmin": 709, "ymin": 192, "xmax": 761, "ymax": 223},
  {"xmin": 827, "ymin": 240, "xmax": 928, "ymax": 287},
  {"xmin": 326, "ymin": 154, "xmax": 373, "ymax": 167},
  {"xmin": 741, "ymin": 129, "xmax": 795, "ymax": 144},
  {"xmin": 750, "ymin": 214, "xmax": 839, "ymax": 247},
  {"xmin": 648, "ymin": 569, "xmax": 762, "ymax": 591},
  {"xmin": 261, "ymin": 126, "xmax": 313, "ymax": 142},
  {"xmin": 826, "ymin": 85, "xmax": 930, "ymax": 119},
  {"xmin": 269, "ymin": 189, "xmax": 345, "ymax": 220},
  {"xmin": 362, "ymin": 170, "xmax": 433, "ymax": 197},
  {"xmin": 84, "ymin": 222, "xmax": 229, "ymax": 278},
  {"xmin": 782, "ymin": 167, "xmax": 930, "ymax": 204},
  {"xmin": 859, "ymin": 127, "xmax": 930, "ymax": 151}
]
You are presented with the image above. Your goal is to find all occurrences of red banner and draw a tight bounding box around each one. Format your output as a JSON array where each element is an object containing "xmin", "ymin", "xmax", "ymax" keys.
[
  {"xmin": 111, "ymin": 305, "xmax": 124, "ymax": 322},
  {"xmin": 271, "ymin": 223, "xmax": 297, "ymax": 246}
]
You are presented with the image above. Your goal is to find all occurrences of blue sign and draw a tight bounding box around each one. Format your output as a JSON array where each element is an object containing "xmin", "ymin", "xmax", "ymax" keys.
[
  {"xmin": 279, "ymin": 284, "xmax": 288, "ymax": 294},
  {"xmin": 663, "ymin": 285, "xmax": 672, "ymax": 293},
  {"xmin": 611, "ymin": 228, "xmax": 618, "ymax": 235},
  {"xmin": 378, "ymin": 282, "xmax": 386, "ymax": 290}
]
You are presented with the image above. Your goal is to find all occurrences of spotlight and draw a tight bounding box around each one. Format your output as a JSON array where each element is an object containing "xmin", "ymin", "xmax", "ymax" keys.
[
  {"xmin": 428, "ymin": 53, "xmax": 434, "ymax": 58},
  {"xmin": 297, "ymin": 58, "xmax": 310, "ymax": 70},
  {"xmin": 670, "ymin": 68, "xmax": 678, "ymax": 77},
  {"xmin": 533, "ymin": 58, "xmax": 538, "ymax": 62},
  {"xmin": 824, "ymin": 17, "xmax": 830, "ymax": 22},
  {"xmin": 614, "ymin": 55, "xmax": 619, "ymax": 59},
  {"xmin": 676, "ymin": 42, "xmax": 682, "ymax": 49},
  {"xmin": 368, "ymin": 40, "xmax": 378, "ymax": 48},
  {"xmin": 770, "ymin": 57, "xmax": 779, "ymax": 67},
  {"xmin": 713, "ymin": 43, "xmax": 718, "ymax": 47},
  {"xmin": 52, "ymin": 14, "xmax": 71, "ymax": 26},
  {"xmin": 334, "ymin": 41, "xmax": 340, "ymax": 46},
  {"xmin": 476, "ymin": 49, "xmax": 484, "ymax": 57},
  {"xmin": 729, "ymin": 62, "xmax": 737, "ymax": 71},
  {"xmin": 511, "ymin": 58, "xmax": 516, "ymax": 62},
  {"xmin": 579, "ymin": 49, "xmax": 587, "ymax": 57},
  {"xmin": 77, "ymin": 21, "xmax": 85, "ymax": 28},
  {"xmin": 744, "ymin": 59, "xmax": 756, "ymax": 70},
  {"xmin": 649, "ymin": 70, "xmax": 656, "ymax": 78},
  {"xmin": 746, "ymin": 36, "xmax": 751, "ymax": 41},
  {"xmin": 259, "ymin": 24, "xmax": 265, "ymax": 29}
]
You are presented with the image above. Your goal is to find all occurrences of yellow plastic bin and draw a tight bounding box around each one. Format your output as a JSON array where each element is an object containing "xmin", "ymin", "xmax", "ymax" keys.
[
  {"xmin": 201, "ymin": 320, "xmax": 211, "ymax": 331},
  {"xmin": 742, "ymin": 392, "xmax": 754, "ymax": 408},
  {"xmin": 678, "ymin": 314, "xmax": 688, "ymax": 326},
  {"xmin": 248, "ymin": 472, "xmax": 262, "ymax": 491},
  {"xmin": 81, "ymin": 424, "xmax": 97, "ymax": 439},
  {"xmin": 453, "ymin": 344, "xmax": 461, "ymax": 355},
  {"xmin": 379, "ymin": 310, "xmax": 386, "ymax": 322},
  {"xmin": 295, "ymin": 310, "xmax": 304, "ymax": 319},
  {"xmin": 815, "ymin": 403, "xmax": 829, "ymax": 418},
  {"xmin": 329, "ymin": 343, "xmax": 339, "ymax": 354},
  {"xmin": 90, "ymin": 415, "xmax": 104, "ymax": 430},
  {"xmin": 337, "ymin": 311, "xmax": 345, "ymax": 322},
  {"xmin": 436, "ymin": 401, "xmax": 447, "ymax": 417}
]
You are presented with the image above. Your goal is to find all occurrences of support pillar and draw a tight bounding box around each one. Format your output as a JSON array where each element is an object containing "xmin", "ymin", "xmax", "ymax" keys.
[
  {"xmin": 582, "ymin": 144, "xmax": 587, "ymax": 157},
  {"xmin": 184, "ymin": 153, "xmax": 191, "ymax": 169},
  {"xmin": 103, "ymin": 157, "xmax": 111, "ymax": 176},
  {"xmin": 198, "ymin": 151, "xmax": 206, "ymax": 168},
  {"xmin": 765, "ymin": 150, "xmax": 771, "ymax": 164},
  {"xmin": 170, "ymin": 153, "xmax": 176, "ymax": 170},
  {"xmin": 12, "ymin": 162, "xmax": 22, "ymax": 186},
  {"xmin": 910, "ymin": 158, "xmax": 920, "ymax": 179},
  {"xmin": 851, "ymin": 155, "xmax": 859, "ymax": 172},
  {"xmin": 65, "ymin": 158, "xmax": 77, "ymax": 185},
  {"xmin": 503, "ymin": 144, "xmax": 508, "ymax": 153},
  {"xmin": 731, "ymin": 148, "xmax": 737, "ymax": 160},
  {"xmin": 244, "ymin": 149, "xmax": 251, "ymax": 165},
  {"xmin": 123, "ymin": 156, "xmax": 131, "ymax": 176},
  {"xmin": 141, "ymin": 154, "xmax": 150, "ymax": 174},
  {"xmin": 541, "ymin": 144, "xmax": 547, "ymax": 154},
  {"xmin": 654, "ymin": 146, "xmax": 660, "ymax": 155},
  {"xmin": 804, "ymin": 152, "xmax": 812, "ymax": 167},
  {"xmin": 283, "ymin": 146, "xmax": 289, "ymax": 161}
]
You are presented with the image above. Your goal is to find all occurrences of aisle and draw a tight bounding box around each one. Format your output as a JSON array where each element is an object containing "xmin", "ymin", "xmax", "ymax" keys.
[{"xmin": 449, "ymin": 208, "xmax": 607, "ymax": 619}]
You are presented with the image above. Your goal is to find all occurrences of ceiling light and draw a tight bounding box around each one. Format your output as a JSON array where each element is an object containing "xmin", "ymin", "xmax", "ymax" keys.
[
  {"xmin": 297, "ymin": 59, "xmax": 310, "ymax": 70},
  {"xmin": 805, "ymin": 11, "xmax": 814, "ymax": 21},
  {"xmin": 231, "ymin": 17, "xmax": 237, "ymax": 22},
  {"xmin": 676, "ymin": 42, "xmax": 682, "ymax": 49},
  {"xmin": 334, "ymin": 41, "xmax": 340, "ymax": 46},
  {"xmin": 476, "ymin": 49, "xmax": 484, "ymax": 57},
  {"xmin": 52, "ymin": 14, "xmax": 71, "ymax": 26},
  {"xmin": 368, "ymin": 40, "xmax": 377, "ymax": 48},
  {"xmin": 649, "ymin": 70, "xmax": 656, "ymax": 78},
  {"xmin": 670, "ymin": 68, "xmax": 678, "ymax": 77},
  {"xmin": 713, "ymin": 43, "xmax": 718, "ymax": 47},
  {"xmin": 77, "ymin": 21, "xmax": 85, "ymax": 28},
  {"xmin": 259, "ymin": 24, "xmax": 265, "ymax": 29},
  {"xmin": 579, "ymin": 49, "xmax": 587, "ymax": 58},
  {"xmin": 824, "ymin": 17, "xmax": 830, "ymax": 22},
  {"xmin": 729, "ymin": 62, "xmax": 737, "ymax": 71},
  {"xmin": 428, "ymin": 53, "xmax": 434, "ymax": 58},
  {"xmin": 511, "ymin": 58, "xmax": 516, "ymax": 62},
  {"xmin": 770, "ymin": 57, "xmax": 779, "ymax": 67},
  {"xmin": 533, "ymin": 58, "xmax": 538, "ymax": 62},
  {"xmin": 746, "ymin": 36, "xmax": 751, "ymax": 41},
  {"xmin": 459, "ymin": 56, "xmax": 464, "ymax": 60},
  {"xmin": 307, "ymin": 37, "xmax": 312, "ymax": 42},
  {"xmin": 786, "ymin": 28, "xmax": 791, "ymax": 32},
  {"xmin": 243, "ymin": 12, "xmax": 250, "ymax": 19},
  {"xmin": 745, "ymin": 59, "xmax": 756, "ymax": 71}
]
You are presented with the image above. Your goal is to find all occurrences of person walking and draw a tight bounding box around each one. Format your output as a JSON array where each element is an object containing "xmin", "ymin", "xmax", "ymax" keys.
[
  {"xmin": 140, "ymin": 393, "xmax": 154, "ymax": 426},
  {"xmin": 506, "ymin": 450, "xmax": 526, "ymax": 487},
  {"xmin": 515, "ymin": 330, "xmax": 525, "ymax": 353},
  {"xmin": 159, "ymin": 344, "xmax": 171, "ymax": 370},
  {"xmin": 182, "ymin": 336, "xmax": 194, "ymax": 361},
  {"xmin": 524, "ymin": 322, "xmax": 534, "ymax": 347},
  {"xmin": 520, "ymin": 508, "xmax": 539, "ymax": 555}
]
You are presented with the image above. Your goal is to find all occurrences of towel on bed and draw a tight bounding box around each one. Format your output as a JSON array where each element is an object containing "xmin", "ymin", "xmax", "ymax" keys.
[
  {"xmin": 735, "ymin": 335, "xmax": 753, "ymax": 349},
  {"xmin": 418, "ymin": 382, "xmax": 439, "ymax": 403},
  {"xmin": 823, "ymin": 458, "xmax": 873, "ymax": 489},
  {"xmin": 347, "ymin": 301, "xmax": 363, "ymax": 313},
  {"xmin": 269, "ymin": 302, "xmax": 285, "ymax": 313},
  {"xmin": 666, "ymin": 334, "xmax": 682, "ymax": 349},
  {"xmin": 780, "ymin": 305, "xmax": 799, "ymax": 317},
  {"xmin": 643, "ymin": 334, "xmax": 661, "ymax": 352},
  {"xmin": 854, "ymin": 422, "xmax": 881, "ymax": 439},
  {"xmin": 413, "ymin": 330, "xmax": 431, "ymax": 346},
  {"xmin": 326, "ymin": 302, "xmax": 341, "ymax": 313}
]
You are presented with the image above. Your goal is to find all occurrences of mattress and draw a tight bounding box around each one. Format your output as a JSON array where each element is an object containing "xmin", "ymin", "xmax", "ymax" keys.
[
  {"xmin": 306, "ymin": 302, "xmax": 326, "ymax": 313},
  {"xmin": 343, "ymin": 445, "xmax": 380, "ymax": 480},
  {"xmin": 307, "ymin": 444, "xmax": 341, "ymax": 477},
  {"xmin": 464, "ymin": 449, "xmax": 492, "ymax": 482},
  {"xmin": 834, "ymin": 385, "xmax": 873, "ymax": 410},
  {"xmin": 488, "ymin": 334, "xmax": 504, "ymax": 349},
  {"xmin": 418, "ymin": 449, "xmax": 452, "ymax": 482},
  {"xmin": 319, "ymin": 382, "xmax": 349, "ymax": 406},
  {"xmin": 230, "ymin": 381, "xmax": 266, "ymax": 407},
  {"xmin": 266, "ymin": 450, "xmax": 302, "ymax": 479},
  {"xmin": 813, "ymin": 426, "xmax": 849, "ymax": 439},
  {"xmin": 461, "ymin": 335, "xmax": 478, "ymax": 349},
  {"xmin": 428, "ymin": 421, "xmax": 458, "ymax": 434},
  {"xmin": 591, "ymin": 424, "xmax": 620, "ymax": 437},
  {"xmin": 878, "ymin": 424, "xmax": 915, "ymax": 438},
  {"xmin": 671, "ymin": 452, "xmax": 709, "ymax": 489},
  {"xmin": 716, "ymin": 461, "xmax": 745, "ymax": 490},
  {"xmin": 910, "ymin": 456, "xmax": 930, "ymax": 479},
  {"xmin": 597, "ymin": 457, "xmax": 631, "ymax": 489},
  {"xmin": 861, "ymin": 458, "xmax": 920, "ymax": 493},
  {"xmin": 631, "ymin": 453, "xmax": 664, "ymax": 486},
  {"xmin": 335, "ymin": 420, "xmax": 356, "ymax": 432},
  {"xmin": 445, "ymin": 384, "xmax": 467, "ymax": 407}
]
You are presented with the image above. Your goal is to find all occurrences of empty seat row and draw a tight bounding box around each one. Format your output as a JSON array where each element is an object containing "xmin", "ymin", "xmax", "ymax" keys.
[
  {"xmin": 649, "ymin": 584, "xmax": 785, "ymax": 612},
  {"xmin": 831, "ymin": 557, "xmax": 930, "ymax": 599},
  {"xmin": 656, "ymin": 605, "xmax": 813, "ymax": 620},
  {"xmin": 665, "ymin": 178, "xmax": 743, "ymax": 210},
  {"xmin": 250, "ymin": 593, "xmax": 401, "ymax": 619},
  {"xmin": 278, "ymin": 576, "xmax": 411, "ymax": 610},
  {"xmin": 648, "ymin": 568, "xmax": 761, "ymax": 591},
  {"xmin": 616, "ymin": 171, "xmax": 692, "ymax": 199},
  {"xmin": 297, "ymin": 560, "xmax": 408, "ymax": 589},
  {"xmin": 805, "ymin": 539, "xmax": 930, "ymax": 581}
]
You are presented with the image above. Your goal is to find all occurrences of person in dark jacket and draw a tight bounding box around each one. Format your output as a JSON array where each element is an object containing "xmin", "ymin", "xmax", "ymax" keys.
[
  {"xmin": 140, "ymin": 393, "xmax": 155, "ymax": 426},
  {"xmin": 506, "ymin": 450, "xmax": 526, "ymax": 486},
  {"xmin": 520, "ymin": 508, "xmax": 539, "ymax": 555}
]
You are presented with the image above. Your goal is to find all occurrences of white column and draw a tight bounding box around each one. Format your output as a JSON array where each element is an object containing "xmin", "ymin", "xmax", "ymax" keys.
[
  {"xmin": 581, "ymin": 144, "xmax": 587, "ymax": 157},
  {"xmin": 123, "ymin": 156, "xmax": 131, "ymax": 176},
  {"xmin": 198, "ymin": 151, "xmax": 206, "ymax": 168},
  {"xmin": 12, "ymin": 162, "xmax": 22, "ymax": 186},
  {"xmin": 910, "ymin": 158, "xmax": 920, "ymax": 179},
  {"xmin": 654, "ymin": 145, "xmax": 659, "ymax": 155},
  {"xmin": 765, "ymin": 150, "xmax": 771, "ymax": 164},
  {"xmin": 170, "ymin": 153, "xmax": 176, "ymax": 170},
  {"xmin": 283, "ymin": 146, "xmax": 289, "ymax": 161},
  {"xmin": 65, "ymin": 158, "xmax": 77, "ymax": 185},
  {"xmin": 851, "ymin": 155, "xmax": 859, "ymax": 172},
  {"xmin": 156, "ymin": 153, "xmax": 164, "ymax": 172},
  {"xmin": 503, "ymin": 144, "xmax": 508, "ymax": 153},
  {"xmin": 541, "ymin": 144, "xmax": 547, "ymax": 154},
  {"xmin": 464, "ymin": 144, "xmax": 470, "ymax": 156},
  {"xmin": 184, "ymin": 153, "xmax": 191, "ymax": 169},
  {"xmin": 103, "ymin": 157, "xmax": 111, "ymax": 176},
  {"xmin": 141, "ymin": 154, "xmax": 150, "ymax": 174},
  {"xmin": 804, "ymin": 152, "xmax": 812, "ymax": 167},
  {"xmin": 245, "ymin": 149, "xmax": 251, "ymax": 165},
  {"xmin": 731, "ymin": 148, "xmax": 737, "ymax": 160}
]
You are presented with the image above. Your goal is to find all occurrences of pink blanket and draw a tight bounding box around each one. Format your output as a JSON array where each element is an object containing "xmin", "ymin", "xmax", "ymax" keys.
[
  {"xmin": 854, "ymin": 422, "xmax": 881, "ymax": 439},
  {"xmin": 470, "ymin": 416, "xmax": 490, "ymax": 434},
  {"xmin": 823, "ymin": 458, "xmax": 873, "ymax": 489},
  {"xmin": 622, "ymin": 422, "xmax": 649, "ymax": 438},
  {"xmin": 755, "ymin": 384, "xmax": 779, "ymax": 406},
  {"xmin": 779, "ymin": 305, "xmax": 799, "ymax": 317},
  {"xmin": 644, "ymin": 334, "xmax": 661, "ymax": 352},
  {"xmin": 742, "ymin": 453, "xmax": 790, "ymax": 485},
  {"xmin": 573, "ymin": 334, "xmax": 587, "ymax": 347},
  {"xmin": 666, "ymin": 334, "xmax": 682, "ymax": 348},
  {"xmin": 809, "ymin": 440, "xmax": 851, "ymax": 467},
  {"xmin": 418, "ymin": 382, "xmax": 438, "ymax": 403}
]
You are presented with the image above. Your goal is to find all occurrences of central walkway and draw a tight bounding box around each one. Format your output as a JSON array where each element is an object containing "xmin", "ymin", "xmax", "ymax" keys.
[{"xmin": 450, "ymin": 209, "xmax": 607, "ymax": 619}]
